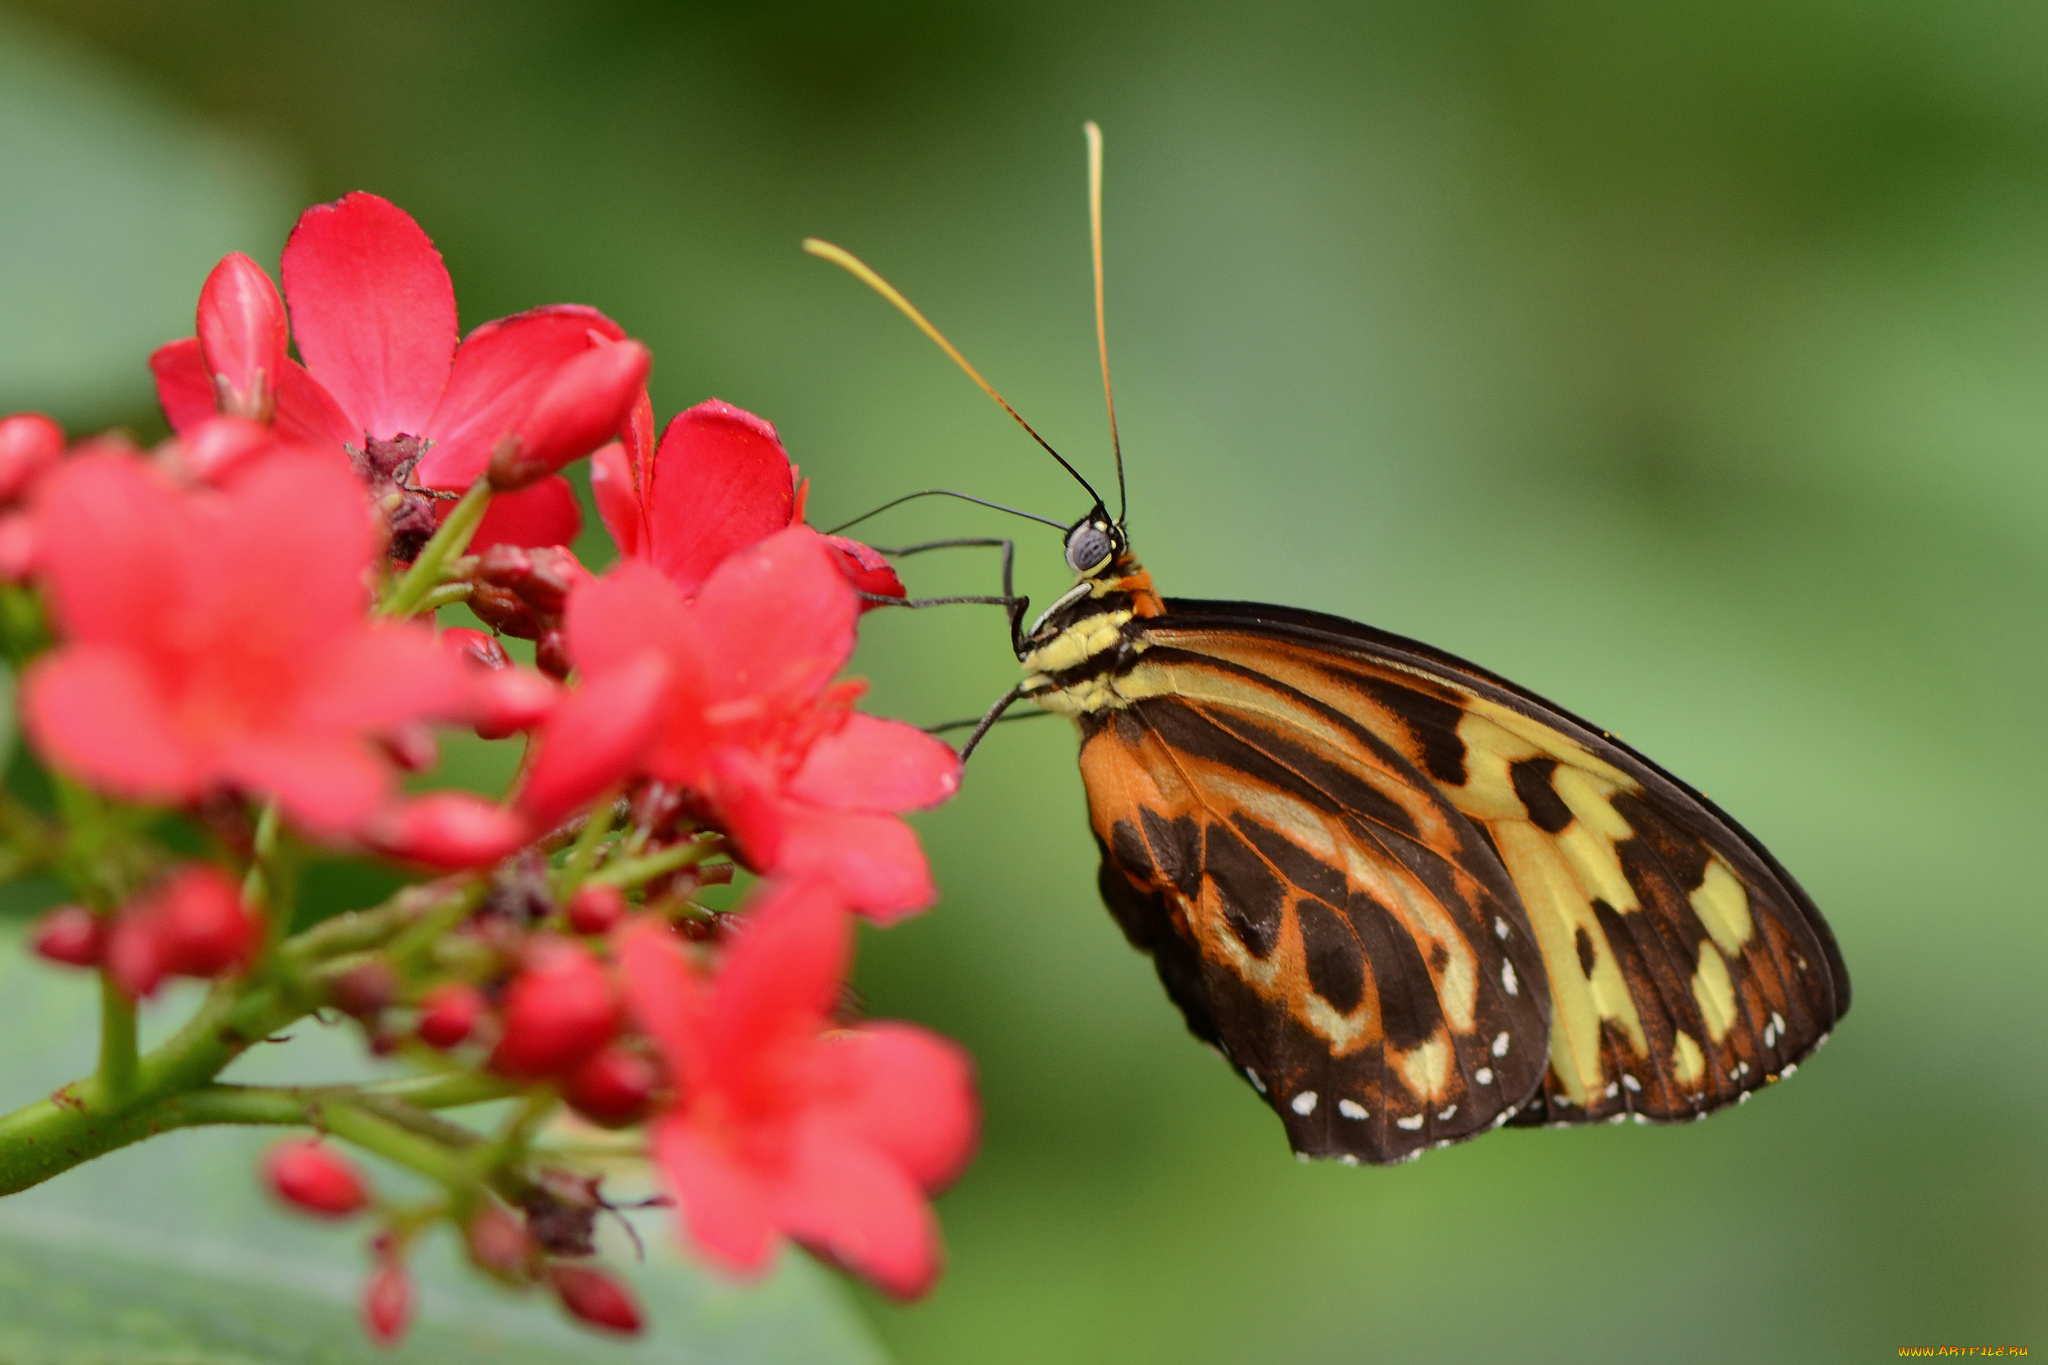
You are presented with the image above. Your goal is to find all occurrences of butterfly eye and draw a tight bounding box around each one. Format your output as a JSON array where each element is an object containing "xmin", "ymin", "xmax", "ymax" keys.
[{"xmin": 1065, "ymin": 522, "xmax": 1114, "ymax": 575}]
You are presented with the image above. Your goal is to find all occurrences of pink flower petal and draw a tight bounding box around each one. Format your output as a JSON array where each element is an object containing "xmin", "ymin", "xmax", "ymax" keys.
[
  {"xmin": 148, "ymin": 338, "xmax": 214, "ymax": 433},
  {"xmin": 361, "ymin": 792, "xmax": 527, "ymax": 870},
  {"xmin": 516, "ymin": 651, "xmax": 673, "ymax": 830},
  {"xmin": 564, "ymin": 559, "xmax": 690, "ymax": 678},
  {"xmin": 222, "ymin": 733, "xmax": 391, "ymax": 838},
  {"xmin": 272, "ymin": 359, "xmax": 361, "ymax": 453},
  {"xmin": 305, "ymin": 623, "xmax": 471, "ymax": 731},
  {"xmin": 415, "ymin": 305, "xmax": 626, "ymax": 489},
  {"xmin": 774, "ymin": 1126, "xmax": 942, "ymax": 1301},
  {"xmin": 590, "ymin": 440, "xmax": 643, "ymax": 557},
  {"xmin": 196, "ymin": 252, "xmax": 287, "ymax": 422},
  {"xmin": 20, "ymin": 648, "xmax": 203, "ymax": 802},
  {"xmin": 619, "ymin": 917, "xmax": 711, "ymax": 1088},
  {"xmin": 687, "ymin": 527, "xmax": 856, "ymax": 709},
  {"xmin": 706, "ymin": 881, "xmax": 849, "ymax": 1076},
  {"xmin": 654, "ymin": 1119, "xmax": 778, "ymax": 1277},
  {"xmin": 817, "ymin": 1023, "xmax": 978, "ymax": 1193},
  {"xmin": 788, "ymin": 714, "xmax": 960, "ymax": 814},
  {"xmin": 767, "ymin": 806, "xmax": 936, "ymax": 924},
  {"xmin": 823, "ymin": 535, "xmax": 906, "ymax": 603},
  {"xmin": 467, "ymin": 476, "xmax": 582, "ymax": 552},
  {"xmin": 32, "ymin": 454, "xmax": 197, "ymax": 651},
  {"xmin": 644, "ymin": 400, "xmax": 796, "ymax": 595},
  {"xmin": 211, "ymin": 454, "xmax": 379, "ymax": 648},
  {"xmin": 280, "ymin": 193, "xmax": 456, "ymax": 440}
]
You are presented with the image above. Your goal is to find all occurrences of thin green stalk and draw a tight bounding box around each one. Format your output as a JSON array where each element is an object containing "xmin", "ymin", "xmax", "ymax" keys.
[
  {"xmin": 555, "ymin": 789, "xmax": 619, "ymax": 897},
  {"xmin": 586, "ymin": 837, "xmax": 713, "ymax": 889},
  {"xmin": 380, "ymin": 478, "xmax": 492, "ymax": 618},
  {"xmin": 94, "ymin": 977, "xmax": 137, "ymax": 1100}
]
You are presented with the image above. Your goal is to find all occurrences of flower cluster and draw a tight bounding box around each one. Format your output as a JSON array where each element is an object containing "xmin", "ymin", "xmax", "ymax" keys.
[{"xmin": 0, "ymin": 193, "xmax": 974, "ymax": 1343}]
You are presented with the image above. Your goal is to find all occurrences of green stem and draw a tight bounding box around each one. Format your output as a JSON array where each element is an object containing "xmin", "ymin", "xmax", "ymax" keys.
[
  {"xmin": 586, "ymin": 837, "xmax": 713, "ymax": 889},
  {"xmin": 380, "ymin": 477, "xmax": 492, "ymax": 619},
  {"xmin": 94, "ymin": 977, "xmax": 137, "ymax": 1099}
]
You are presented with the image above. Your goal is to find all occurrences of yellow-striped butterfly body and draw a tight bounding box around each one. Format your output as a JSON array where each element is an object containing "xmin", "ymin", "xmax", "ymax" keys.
[{"xmin": 808, "ymin": 128, "xmax": 1849, "ymax": 1166}]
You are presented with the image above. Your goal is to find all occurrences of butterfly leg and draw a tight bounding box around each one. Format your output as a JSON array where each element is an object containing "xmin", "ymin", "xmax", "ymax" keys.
[{"xmin": 859, "ymin": 536, "xmax": 1030, "ymax": 652}]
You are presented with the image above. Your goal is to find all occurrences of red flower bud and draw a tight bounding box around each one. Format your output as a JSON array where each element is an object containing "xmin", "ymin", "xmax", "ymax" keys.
[
  {"xmin": 488, "ymin": 341, "xmax": 651, "ymax": 492},
  {"xmin": 196, "ymin": 252, "xmax": 287, "ymax": 422},
  {"xmin": 465, "ymin": 1203, "xmax": 535, "ymax": 1279},
  {"xmin": 0, "ymin": 413, "xmax": 63, "ymax": 503},
  {"xmin": 377, "ymin": 722, "xmax": 439, "ymax": 774},
  {"xmin": 264, "ymin": 1139, "xmax": 370, "ymax": 1217},
  {"xmin": 561, "ymin": 1044, "xmax": 658, "ymax": 1128},
  {"xmin": 31, "ymin": 904, "xmax": 102, "ymax": 967},
  {"xmin": 534, "ymin": 629, "xmax": 571, "ymax": 681},
  {"xmin": 472, "ymin": 668, "xmax": 559, "ymax": 741},
  {"xmin": 416, "ymin": 981, "xmax": 487, "ymax": 1049},
  {"xmin": 103, "ymin": 910, "xmax": 169, "ymax": 1000},
  {"xmin": 156, "ymin": 866, "xmax": 258, "ymax": 979},
  {"xmin": 362, "ymin": 793, "xmax": 529, "ymax": 871},
  {"xmin": 566, "ymin": 883, "xmax": 625, "ymax": 935},
  {"xmin": 548, "ymin": 1263, "xmax": 643, "ymax": 1336},
  {"xmin": 489, "ymin": 938, "xmax": 618, "ymax": 1079},
  {"xmin": 329, "ymin": 959, "xmax": 398, "ymax": 1019},
  {"xmin": 0, "ymin": 510, "xmax": 38, "ymax": 583},
  {"xmin": 361, "ymin": 1258, "xmax": 415, "ymax": 1347}
]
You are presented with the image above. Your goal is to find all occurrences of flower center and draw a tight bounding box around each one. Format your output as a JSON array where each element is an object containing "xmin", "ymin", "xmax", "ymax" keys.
[{"xmin": 349, "ymin": 433, "xmax": 441, "ymax": 562}]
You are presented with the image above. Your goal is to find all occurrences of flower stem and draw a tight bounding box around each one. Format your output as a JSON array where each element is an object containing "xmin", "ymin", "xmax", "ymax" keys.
[
  {"xmin": 379, "ymin": 477, "xmax": 492, "ymax": 619},
  {"xmin": 586, "ymin": 837, "xmax": 714, "ymax": 889},
  {"xmin": 94, "ymin": 975, "xmax": 137, "ymax": 1099}
]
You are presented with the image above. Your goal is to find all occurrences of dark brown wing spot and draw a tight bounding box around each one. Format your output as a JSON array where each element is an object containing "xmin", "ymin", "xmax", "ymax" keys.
[
  {"xmin": 1509, "ymin": 756, "xmax": 1573, "ymax": 834},
  {"xmin": 1141, "ymin": 809, "xmax": 1203, "ymax": 899},
  {"xmin": 1110, "ymin": 820, "xmax": 1154, "ymax": 883},
  {"xmin": 1205, "ymin": 821, "xmax": 1286, "ymax": 957},
  {"xmin": 1575, "ymin": 923, "xmax": 1598, "ymax": 977},
  {"xmin": 1612, "ymin": 793, "xmax": 1710, "ymax": 891},
  {"xmin": 1295, "ymin": 896, "xmax": 1365, "ymax": 1013},
  {"xmin": 1347, "ymin": 890, "xmax": 1442, "ymax": 1049},
  {"xmin": 1353, "ymin": 675, "xmax": 1469, "ymax": 785},
  {"xmin": 1231, "ymin": 814, "xmax": 1348, "ymax": 904}
]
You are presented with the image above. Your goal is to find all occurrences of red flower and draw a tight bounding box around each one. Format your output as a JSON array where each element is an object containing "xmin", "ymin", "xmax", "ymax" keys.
[
  {"xmin": 489, "ymin": 937, "xmax": 620, "ymax": 1079},
  {"xmin": 591, "ymin": 398, "xmax": 904, "ymax": 602},
  {"xmin": 102, "ymin": 865, "xmax": 258, "ymax": 999},
  {"xmin": 264, "ymin": 1139, "xmax": 371, "ymax": 1218},
  {"xmin": 151, "ymin": 192, "xmax": 647, "ymax": 553},
  {"xmin": 520, "ymin": 528, "xmax": 960, "ymax": 921},
  {"xmin": 20, "ymin": 450, "xmax": 479, "ymax": 837},
  {"xmin": 619, "ymin": 884, "xmax": 977, "ymax": 1299}
]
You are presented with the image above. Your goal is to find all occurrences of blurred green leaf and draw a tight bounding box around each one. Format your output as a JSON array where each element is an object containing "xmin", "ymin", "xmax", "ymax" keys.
[{"xmin": 0, "ymin": 934, "xmax": 892, "ymax": 1365}]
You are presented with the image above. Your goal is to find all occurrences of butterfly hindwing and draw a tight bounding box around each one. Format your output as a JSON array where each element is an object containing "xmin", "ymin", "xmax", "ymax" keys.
[
  {"xmin": 1129, "ymin": 600, "xmax": 1850, "ymax": 1133},
  {"xmin": 1077, "ymin": 665, "xmax": 1553, "ymax": 1165}
]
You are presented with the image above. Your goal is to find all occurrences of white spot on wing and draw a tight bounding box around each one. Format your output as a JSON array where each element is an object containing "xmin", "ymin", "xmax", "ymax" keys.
[
  {"xmin": 1339, "ymin": 1154, "xmax": 1360, "ymax": 1166},
  {"xmin": 1437, "ymin": 1105, "xmax": 1458, "ymax": 1121},
  {"xmin": 1492, "ymin": 1031, "xmax": 1510, "ymax": 1057},
  {"xmin": 1501, "ymin": 961, "xmax": 1519, "ymax": 996},
  {"xmin": 1396, "ymin": 1114, "xmax": 1424, "ymax": 1131},
  {"xmin": 1474, "ymin": 1068, "xmax": 1493, "ymax": 1086},
  {"xmin": 1245, "ymin": 1067, "xmax": 1266, "ymax": 1094},
  {"xmin": 1604, "ymin": 1082, "xmax": 1619, "ymax": 1099},
  {"xmin": 1494, "ymin": 916, "xmax": 1510, "ymax": 940},
  {"xmin": 1291, "ymin": 1090, "xmax": 1319, "ymax": 1116},
  {"xmin": 1621, "ymin": 1074, "xmax": 1641, "ymax": 1092},
  {"xmin": 1337, "ymin": 1099, "xmax": 1369, "ymax": 1120}
]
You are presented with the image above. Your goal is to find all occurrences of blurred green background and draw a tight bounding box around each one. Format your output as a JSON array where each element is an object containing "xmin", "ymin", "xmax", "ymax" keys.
[{"xmin": 3, "ymin": 1, "xmax": 2045, "ymax": 1360}]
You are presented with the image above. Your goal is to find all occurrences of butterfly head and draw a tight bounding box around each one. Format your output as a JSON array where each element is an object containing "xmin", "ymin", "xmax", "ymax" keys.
[{"xmin": 1064, "ymin": 509, "xmax": 1126, "ymax": 579}]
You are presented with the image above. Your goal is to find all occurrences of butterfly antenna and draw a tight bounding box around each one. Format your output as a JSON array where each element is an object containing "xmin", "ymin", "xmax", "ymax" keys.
[
  {"xmin": 803, "ymin": 237, "xmax": 1108, "ymax": 511},
  {"xmin": 1085, "ymin": 121, "xmax": 1126, "ymax": 526},
  {"xmin": 824, "ymin": 488, "xmax": 1067, "ymax": 537}
]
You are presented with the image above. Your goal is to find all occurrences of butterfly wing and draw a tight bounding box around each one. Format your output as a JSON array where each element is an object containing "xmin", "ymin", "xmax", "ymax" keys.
[
  {"xmin": 1075, "ymin": 667, "xmax": 1554, "ymax": 1165},
  {"xmin": 1116, "ymin": 598, "xmax": 1849, "ymax": 1136}
]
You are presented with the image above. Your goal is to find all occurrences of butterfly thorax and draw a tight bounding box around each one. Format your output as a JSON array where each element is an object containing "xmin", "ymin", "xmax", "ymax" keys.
[{"xmin": 1018, "ymin": 546, "xmax": 1164, "ymax": 716}]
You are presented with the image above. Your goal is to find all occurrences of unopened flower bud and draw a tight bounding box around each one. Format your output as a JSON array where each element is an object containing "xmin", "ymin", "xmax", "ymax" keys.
[
  {"xmin": 196, "ymin": 252, "xmax": 287, "ymax": 422},
  {"xmin": 31, "ymin": 904, "xmax": 102, "ymax": 967},
  {"xmin": 264, "ymin": 1139, "xmax": 370, "ymax": 1217},
  {"xmin": 416, "ymin": 981, "xmax": 487, "ymax": 1049},
  {"xmin": 472, "ymin": 667, "xmax": 559, "ymax": 741},
  {"xmin": 377, "ymin": 722, "xmax": 439, "ymax": 774},
  {"xmin": 548, "ymin": 1263, "xmax": 643, "ymax": 1336},
  {"xmin": 535, "ymin": 630, "xmax": 571, "ymax": 680},
  {"xmin": 566, "ymin": 883, "xmax": 625, "ymax": 935},
  {"xmin": 0, "ymin": 413, "xmax": 63, "ymax": 503},
  {"xmin": 562, "ymin": 1044, "xmax": 658, "ymax": 1128},
  {"xmin": 465, "ymin": 1203, "xmax": 535, "ymax": 1279},
  {"xmin": 487, "ymin": 341, "xmax": 651, "ymax": 492},
  {"xmin": 329, "ymin": 959, "xmax": 398, "ymax": 1019},
  {"xmin": 361, "ymin": 1257, "xmax": 415, "ymax": 1347},
  {"xmin": 0, "ymin": 510, "xmax": 38, "ymax": 583},
  {"xmin": 489, "ymin": 938, "xmax": 618, "ymax": 1079},
  {"xmin": 363, "ymin": 793, "xmax": 529, "ymax": 871},
  {"xmin": 156, "ymin": 866, "xmax": 258, "ymax": 979}
]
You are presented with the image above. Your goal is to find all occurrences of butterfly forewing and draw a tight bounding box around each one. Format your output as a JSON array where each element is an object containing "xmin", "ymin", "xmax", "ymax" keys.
[
  {"xmin": 1077, "ymin": 660, "xmax": 1553, "ymax": 1164},
  {"xmin": 1130, "ymin": 600, "xmax": 1849, "ymax": 1134}
]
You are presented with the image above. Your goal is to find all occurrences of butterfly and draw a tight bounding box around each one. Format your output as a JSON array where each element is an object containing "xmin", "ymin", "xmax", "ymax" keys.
[{"xmin": 806, "ymin": 124, "xmax": 1849, "ymax": 1165}]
